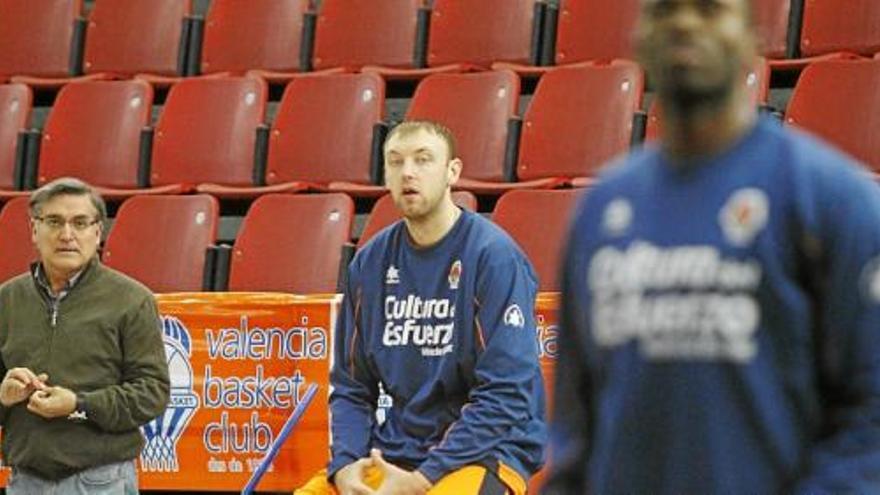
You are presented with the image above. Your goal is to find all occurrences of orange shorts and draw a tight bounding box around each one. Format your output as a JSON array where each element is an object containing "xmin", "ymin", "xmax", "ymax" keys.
[{"xmin": 294, "ymin": 462, "xmax": 526, "ymax": 495}]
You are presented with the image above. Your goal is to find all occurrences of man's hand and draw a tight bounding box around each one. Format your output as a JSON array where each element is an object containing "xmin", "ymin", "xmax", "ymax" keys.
[
  {"xmin": 335, "ymin": 457, "xmax": 377, "ymax": 495},
  {"xmin": 27, "ymin": 385, "xmax": 76, "ymax": 419},
  {"xmin": 372, "ymin": 449, "xmax": 432, "ymax": 495},
  {"xmin": 0, "ymin": 368, "xmax": 47, "ymax": 407}
]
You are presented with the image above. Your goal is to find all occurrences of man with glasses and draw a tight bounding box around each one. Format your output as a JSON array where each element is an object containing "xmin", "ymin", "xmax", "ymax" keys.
[{"xmin": 0, "ymin": 177, "xmax": 169, "ymax": 494}]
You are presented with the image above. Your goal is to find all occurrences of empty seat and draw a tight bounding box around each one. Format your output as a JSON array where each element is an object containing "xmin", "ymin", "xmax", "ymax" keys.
[
  {"xmin": 151, "ymin": 76, "xmax": 268, "ymax": 193},
  {"xmin": 517, "ymin": 62, "xmax": 644, "ymax": 188},
  {"xmin": 405, "ymin": 70, "xmax": 520, "ymax": 194},
  {"xmin": 366, "ymin": 0, "xmax": 541, "ymax": 80},
  {"xmin": 227, "ymin": 193, "xmax": 354, "ymax": 293},
  {"xmin": 0, "ymin": 0, "xmax": 83, "ymax": 82},
  {"xmin": 199, "ymin": 0, "xmax": 308, "ymax": 77},
  {"xmin": 0, "ymin": 84, "xmax": 31, "ymax": 194},
  {"xmin": 103, "ymin": 194, "xmax": 219, "ymax": 293},
  {"xmin": 799, "ymin": 0, "xmax": 880, "ymax": 58},
  {"xmin": 312, "ymin": 0, "xmax": 422, "ymax": 72},
  {"xmin": 358, "ymin": 191, "xmax": 478, "ymax": 248},
  {"xmin": 785, "ymin": 59, "xmax": 880, "ymax": 173},
  {"xmin": 492, "ymin": 189, "xmax": 582, "ymax": 292},
  {"xmin": 34, "ymin": 80, "xmax": 153, "ymax": 200},
  {"xmin": 198, "ymin": 73, "xmax": 385, "ymax": 198},
  {"xmin": 753, "ymin": 0, "xmax": 792, "ymax": 58},
  {"xmin": 0, "ymin": 197, "xmax": 35, "ymax": 283}
]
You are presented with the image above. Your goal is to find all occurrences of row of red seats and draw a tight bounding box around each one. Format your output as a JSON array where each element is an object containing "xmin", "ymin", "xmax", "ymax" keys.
[
  {"xmin": 0, "ymin": 189, "xmax": 580, "ymax": 294},
  {"xmin": 1, "ymin": 0, "xmax": 878, "ymax": 90},
  {"xmin": 4, "ymin": 56, "xmax": 879, "ymax": 201}
]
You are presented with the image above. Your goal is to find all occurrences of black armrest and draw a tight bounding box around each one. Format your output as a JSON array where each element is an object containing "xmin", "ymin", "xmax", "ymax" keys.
[
  {"xmin": 630, "ymin": 111, "xmax": 648, "ymax": 147},
  {"xmin": 336, "ymin": 243, "xmax": 356, "ymax": 293},
  {"xmin": 253, "ymin": 124, "xmax": 270, "ymax": 186},
  {"xmin": 540, "ymin": 3, "xmax": 559, "ymax": 66},
  {"xmin": 21, "ymin": 129, "xmax": 41, "ymax": 190},
  {"xmin": 69, "ymin": 17, "xmax": 87, "ymax": 76},
  {"xmin": 12, "ymin": 130, "xmax": 28, "ymax": 190},
  {"xmin": 212, "ymin": 244, "xmax": 233, "ymax": 291},
  {"xmin": 370, "ymin": 122, "xmax": 390, "ymax": 185},
  {"xmin": 529, "ymin": 2, "xmax": 547, "ymax": 67},
  {"xmin": 138, "ymin": 126, "xmax": 154, "ymax": 188},
  {"xmin": 785, "ymin": 0, "xmax": 805, "ymax": 59},
  {"xmin": 186, "ymin": 15, "xmax": 205, "ymax": 76},
  {"xmin": 177, "ymin": 17, "xmax": 192, "ymax": 76},
  {"xmin": 504, "ymin": 118, "xmax": 523, "ymax": 182},
  {"xmin": 414, "ymin": 7, "xmax": 432, "ymax": 69},
  {"xmin": 202, "ymin": 246, "xmax": 219, "ymax": 291},
  {"xmin": 300, "ymin": 11, "xmax": 317, "ymax": 72}
]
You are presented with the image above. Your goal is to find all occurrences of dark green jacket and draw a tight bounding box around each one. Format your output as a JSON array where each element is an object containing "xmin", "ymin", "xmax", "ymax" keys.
[{"xmin": 0, "ymin": 259, "xmax": 170, "ymax": 480}]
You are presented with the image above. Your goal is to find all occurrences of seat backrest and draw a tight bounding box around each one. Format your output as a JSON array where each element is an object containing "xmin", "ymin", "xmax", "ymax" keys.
[
  {"xmin": 645, "ymin": 58, "xmax": 769, "ymax": 141},
  {"xmin": 553, "ymin": 0, "xmax": 639, "ymax": 64},
  {"xmin": 267, "ymin": 73, "xmax": 384, "ymax": 185},
  {"xmin": 800, "ymin": 0, "xmax": 880, "ymax": 57},
  {"xmin": 406, "ymin": 70, "xmax": 520, "ymax": 183},
  {"xmin": 0, "ymin": 0, "xmax": 82, "ymax": 78},
  {"xmin": 491, "ymin": 189, "xmax": 581, "ymax": 291},
  {"xmin": 313, "ymin": 0, "xmax": 420, "ymax": 71},
  {"xmin": 0, "ymin": 197, "xmax": 35, "ymax": 283},
  {"xmin": 201, "ymin": 0, "xmax": 307, "ymax": 74},
  {"xmin": 84, "ymin": 0, "xmax": 191, "ymax": 76},
  {"xmin": 518, "ymin": 62, "xmax": 643, "ymax": 181},
  {"xmin": 752, "ymin": 0, "xmax": 791, "ymax": 58},
  {"xmin": 228, "ymin": 193, "xmax": 354, "ymax": 293},
  {"xmin": 785, "ymin": 59, "xmax": 880, "ymax": 173},
  {"xmin": 357, "ymin": 191, "xmax": 477, "ymax": 248},
  {"xmin": 103, "ymin": 194, "xmax": 218, "ymax": 293},
  {"xmin": 151, "ymin": 77, "xmax": 267, "ymax": 187},
  {"xmin": 38, "ymin": 80, "xmax": 153, "ymax": 189},
  {"xmin": 0, "ymin": 84, "xmax": 31, "ymax": 190},
  {"xmin": 428, "ymin": 0, "xmax": 538, "ymax": 68}
]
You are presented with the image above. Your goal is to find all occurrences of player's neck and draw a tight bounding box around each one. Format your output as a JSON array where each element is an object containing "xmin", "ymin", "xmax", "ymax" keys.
[
  {"xmin": 404, "ymin": 198, "xmax": 462, "ymax": 249},
  {"xmin": 660, "ymin": 86, "xmax": 757, "ymax": 163}
]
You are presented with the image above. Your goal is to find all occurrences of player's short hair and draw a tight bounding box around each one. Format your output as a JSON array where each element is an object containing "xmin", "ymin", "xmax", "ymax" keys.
[
  {"xmin": 384, "ymin": 120, "xmax": 458, "ymax": 161},
  {"xmin": 29, "ymin": 177, "xmax": 107, "ymax": 223}
]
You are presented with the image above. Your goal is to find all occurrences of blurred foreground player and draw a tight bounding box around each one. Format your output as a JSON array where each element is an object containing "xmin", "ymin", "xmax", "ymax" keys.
[
  {"xmin": 296, "ymin": 121, "xmax": 546, "ymax": 495},
  {"xmin": 545, "ymin": 0, "xmax": 880, "ymax": 493}
]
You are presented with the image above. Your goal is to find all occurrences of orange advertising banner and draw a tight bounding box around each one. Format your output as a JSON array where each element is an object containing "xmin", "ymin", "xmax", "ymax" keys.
[{"xmin": 0, "ymin": 292, "xmax": 559, "ymax": 493}]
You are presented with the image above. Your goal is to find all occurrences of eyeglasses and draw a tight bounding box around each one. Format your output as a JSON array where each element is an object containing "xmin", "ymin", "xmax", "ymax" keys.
[{"xmin": 34, "ymin": 215, "xmax": 100, "ymax": 232}]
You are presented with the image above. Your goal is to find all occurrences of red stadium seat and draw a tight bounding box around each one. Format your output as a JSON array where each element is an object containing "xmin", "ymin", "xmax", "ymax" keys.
[
  {"xmin": 799, "ymin": 0, "xmax": 880, "ymax": 57},
  {"xmin": 34, "ymin": 80, "xmax": 154, "ymax": 201},
  {"xmin": 0, "ymin": 0, "xmax": 84, "ymax": 83},
  {"xmin": 753, "ymin": 0, "xmax": 791, "ymax": 59},
  {"xmin": 311, "ymin": 0, "xmax": 422, "ymax": 72},
  {"xmin": 357, "ymin": 191, "xmax": 477, "ymax": 248},
  {"xmin": 198, "ymin": 0, "xmax": 310, "ymax": 84},
  {"xmin": 103, "ymin": 194, "xmax": 219, "ymax": 293},
  {"xmin": 227, "ymin": 193, "xmax": 354, "ymax": 293},
  {"xmin": 0, "ymin": 197, "xmax": 35, "ymax": 283},
  {"xmin": 645, "ymin": 58, "xmax": 770, "ymax": 141},
  {"xmin": 0, "ymin": 84, "xmax": 31, "ymax": 196},
  {"xmin": 518, "ymin": 62, "xmax": 644, "ymax": 189},
  {"xmin": 198, "ymin": 73, "xmax": 385, "ymax": 198},
  {"xmin": 785, "ymin": 59, "xmax": 880, "ymax": 174},
  {"xmin": 365, "ymin": 0, "xmax": 541, "ymax": 80},
  {"xmin": 405, "ymin": 70, "xmax": 520, "ymax": 194},
  {"xmin": 491, "ymin": 189, "xmax": 582, "ymax": 292},
  {"xmin": 150, "ymin": 77, "xmax": 267, "ymax": 194}
]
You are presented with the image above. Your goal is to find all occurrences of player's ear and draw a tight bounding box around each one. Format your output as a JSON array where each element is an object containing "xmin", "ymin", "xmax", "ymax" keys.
[{"xmin": 447, "ymin": 158, "xmax": 462, "ymax": 186}]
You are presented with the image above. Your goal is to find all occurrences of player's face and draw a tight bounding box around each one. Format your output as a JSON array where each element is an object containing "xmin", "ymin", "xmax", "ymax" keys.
[
  {"xmin": 636, "ymin": 0, "xmax": 756, "ymax": 106},
  {"xmin": 31, "ymin": 193, "xmax": 102, "ymax": 280},
  {"xmin": 384, "ymin": 129, "xmax": 461, "ymax": 222}
]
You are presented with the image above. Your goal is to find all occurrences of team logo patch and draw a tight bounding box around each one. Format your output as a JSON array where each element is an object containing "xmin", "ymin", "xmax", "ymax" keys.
[
  {"xmin": 503, "ymin": 304, "xmax": 526, "ymax": 328},
  {"xmin": 386, "ymin": 265, "xmax": 400, "ymax": 285},
  {"xmin": 141, "ymin": 316, "xmax": 200, "ymax": 472},
  {"xmin": 719, "ymin": 188, "xmax": 769, "ymax": 247},
  {"xmin": 448, "ymin": 260, "xmax": 462, "ymax": 290},
  {"xmin": 602, "ymin": 198, "xmax": 633, "ymax": 236}
]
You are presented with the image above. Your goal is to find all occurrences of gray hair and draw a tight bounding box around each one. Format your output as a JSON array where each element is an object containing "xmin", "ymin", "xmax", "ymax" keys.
[{"xmin": 29, "ymin": 177, "xmax": 108, "ymax": 222}]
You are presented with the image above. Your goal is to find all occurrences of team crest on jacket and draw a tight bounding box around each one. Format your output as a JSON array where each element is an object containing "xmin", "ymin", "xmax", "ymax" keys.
[
  {"xmin": 602, "ymin": 198, "xmax": 633, "ymax": 236},
  {"xmin": 503, "ymin": 304, "xmax": 526, "ymax": 328},
  {"xmin": 448, "ymin": 260, "xmax": 462, "ymax": 290},
  {"xmin": 719, "ymin": 188, "xmax": 769, "ymax": 247},
  {"xmin": 386, "ymin": 265, "xmax": 400, "ymax": 285}
]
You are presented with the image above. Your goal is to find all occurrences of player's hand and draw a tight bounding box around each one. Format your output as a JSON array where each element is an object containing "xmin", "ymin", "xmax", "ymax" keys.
[
  {"xmin": 27, "ymin": 385, "xmax": 76, "ymax": 418},
  {"xmin": 372, "ymin": 449, "xmax": 432, "ymax": 495},
  {"xmin": 335, "ymin": 457, "xmax": 376, "ymax": 495},
  {"xmin": 0, "ymin": 368, "xmax": 47, "ymax": 407}
]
